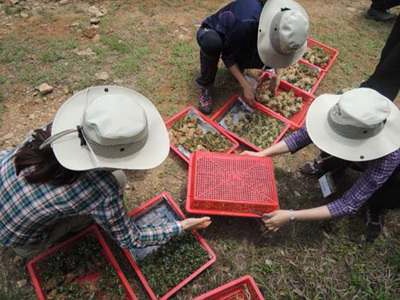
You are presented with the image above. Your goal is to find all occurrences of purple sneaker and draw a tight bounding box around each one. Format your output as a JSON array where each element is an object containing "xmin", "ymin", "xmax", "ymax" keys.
[{"xmin": 199, "ymin": 88, "xmax": 213, "ymax": 115}]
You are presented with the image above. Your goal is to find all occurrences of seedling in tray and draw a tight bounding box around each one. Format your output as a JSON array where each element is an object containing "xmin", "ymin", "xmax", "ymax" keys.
[
  {"xmin": 122, "ymin": 193, "xmax": 216, "ymax": 300},
  {"xmin": 280, "ymin": 62, "xmax": 320, "ymax": 93},
  {"xmin": 219, "ymin": 99, "xmax": 286, "ymax": 150},
  {"xmin": 139, "ymin": 233, "xmax": 209, "ymax": 297},
  {"xmin": 256, "ymin": 79, "xmax": 303, "ymax": 119},
  {"xmin": 302, "ymin": 46, "xmax": 330, "ymax": 69},
  {"xmin": 27, "ymin": 225, "xmax": 137, "ymax": 300},
  {"xmin": 167, "ymin": 107, "xmax": 238, "ymax": 163}
]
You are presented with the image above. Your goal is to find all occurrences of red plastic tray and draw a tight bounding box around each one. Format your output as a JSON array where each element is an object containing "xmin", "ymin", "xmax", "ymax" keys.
[
  {"xmin": 257, "ymin": 72, "xmax": 315, "ymax": 128},
  {"xmin": 268, "ymin": 60, "xmax": 326, "ymax": 96},
  {"xmin": 194, "ymin": 275, "xmax": 264, "ymax": 300},
  {"xmin": 186, "ymin": 151, "xmax": 279, "ymax": 218},
  {"xmin": 27, "ymin": 224, "xmax": 138, "ymax": 300},
  {"xmin": 211, "ymin": 95, "xmax": 290, "ymax": 151},
  {"xmin": 166, "ymin": 106, "xmax": 239, "ymax": 164},
  {"xmin": 300, "ymin": 37, "xmax": 339, "ymax": 73},
  {"xmin": 122, "ymin": 192, "xmax": 216, "ymax": 300}
]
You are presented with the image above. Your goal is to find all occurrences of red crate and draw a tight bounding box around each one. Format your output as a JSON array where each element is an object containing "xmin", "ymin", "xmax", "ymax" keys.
[
  {"xmin": 268, "ymin": 60, "xmax": 326, "ymax": 96},
  {"xmin": 186, "ymin": 151, "xmax": 279, "ymax": 218},
  {"xmin": 194, "ymin": 275, "xmax": 264, "ymax": 300},
  {"xmin": 257, "ymin": 72, "xmax": 315, "ymax": 128},
  {"xmin": 122, "ymin": 192, "xmax": 216, "ymax": 300},
  {"xmin": 27, "ymin": 224, "xmax": 138, "ymax": 300},
  {"xmin": 165, "ymin": 106, "xmax": 239, "ymax": 164},
  {"xmin": 301, "ymin": 37, "xmax": 339, "ymax": 73},
  {"xmin": 211, "ymin": 95, "xmax": 290, "ymax": 151}
]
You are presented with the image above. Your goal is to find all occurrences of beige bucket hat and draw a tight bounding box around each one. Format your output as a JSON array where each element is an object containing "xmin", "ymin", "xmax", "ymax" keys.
[
  {"xmin": 40, "ymin": 86, "xmax": 169, "ymax": 171},
  {"xmin": 306, "ymin": 88, "xmax": 400, "ymax": 162},
  {"xmin": 257, "ymin": 0, "xmax": 309, "ymax": 68}
]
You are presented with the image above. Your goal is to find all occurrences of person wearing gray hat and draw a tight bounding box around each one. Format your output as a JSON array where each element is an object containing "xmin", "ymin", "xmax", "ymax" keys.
[
  {"xmin": 242, "ymin": 88, "xmax": 400, "ymax": 242},
  {"xmin": 0, "ymin": 86, "xmax": 211, "ymax": 258},
  {"xmin": 195, "ymin": 0, "xmax": 309, "ymax": 114}
]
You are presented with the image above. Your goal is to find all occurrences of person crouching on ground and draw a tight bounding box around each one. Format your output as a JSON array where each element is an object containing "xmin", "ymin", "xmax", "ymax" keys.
[
  {"xmin": 242, "ymin": 88, "xmax": 400, "ymax": 242},
  {"xmin": 195, "ymin": 0, "xmax": 309, "ymax": 114},
  {"xmin": 0, "ymin": 86, "xmax": 211, "ymax": 259}
]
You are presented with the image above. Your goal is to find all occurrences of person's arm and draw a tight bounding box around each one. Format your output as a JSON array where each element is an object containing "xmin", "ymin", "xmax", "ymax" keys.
[
  {"xmin": 91, "ymin": 193, "xmax": 211, "ymax": 249},
  {"xmin": 263, "ymin": 206, "xmax": 331, "ymax": 231},
  {"xmin": 241, "ymin": 140, "xmax": 289, "ymax": 157},
  {"xmin": 241, "ymin": 126, "xmax": 312, "ymax": 157},
  {"xmin": 326, "ymin": 151, "xmax": 400, "ymax": 217},
  {"xmin": 229, "ymin": 64, "xmax": 256, "ymax": 106},
  {"xmin": 263, "ymin": 150, "xmax": 400, "ymax": 231}
]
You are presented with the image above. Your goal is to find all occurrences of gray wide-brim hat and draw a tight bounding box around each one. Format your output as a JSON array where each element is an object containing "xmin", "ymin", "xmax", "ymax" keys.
[
  {"xmin": 306, "ymin": 88, "xmax": 400, "ymax": 162},
  {"xmin": 46, "ymin": 86, "xmax": 169, "ymax": 171},
  {"xmin": 258, "ymin": 0, "xmax": 309, "ymax": 68}
]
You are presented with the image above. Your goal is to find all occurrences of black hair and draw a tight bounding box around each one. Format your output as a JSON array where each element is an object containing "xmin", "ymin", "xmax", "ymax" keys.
[{"xmin": 14, "ymin": 124, "xmax": 82, "ymax": 186}]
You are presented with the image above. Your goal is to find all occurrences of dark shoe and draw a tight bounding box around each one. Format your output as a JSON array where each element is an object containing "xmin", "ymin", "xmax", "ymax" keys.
[
  {"xmin": 365, "ymin": 208, "xmax": 384, "ymax": 243},
  {"xmin": 366, "ymin": 8, "xmax": 396, "ymax": 22},
  {"xmin": 299, "ymin": 160, "xmax": 325, "ymax": 177},
  {"xmin": 199, "ymin": 88, "xmax": 213, "ymax": 115}
]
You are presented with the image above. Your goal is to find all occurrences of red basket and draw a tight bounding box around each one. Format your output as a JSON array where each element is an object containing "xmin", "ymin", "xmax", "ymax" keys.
[
  {"xmin": 211, "ymin": 95, "xmax": 290, "ymax": 151},
  {"xmin": 186, "ymin": 151, "xmax": 279, "ymax": 218},
  {"xmin": 267, "ymin": 60, "xmax": 326, "ymax": 96},
  {"xmin": 165, "ymin": 106, "xmax": 239, "ymax": 164},
  {"xmin": 257, "ymin": 72, "xmax": 314, "ymax": 128},
  {"xmin": 301, "ymin": 37, "xmax": 339, "ymax": 73},
  {"xmin": 27, "ymin": 224, "xmax": 138, "ymax": 300},
  {"xmin": 194, "ymin": 275, "xmax": 264, "ymax": 300},
  {"xmin": 122, "ymin": 192, "xmax": 216, "ymax": 300}
]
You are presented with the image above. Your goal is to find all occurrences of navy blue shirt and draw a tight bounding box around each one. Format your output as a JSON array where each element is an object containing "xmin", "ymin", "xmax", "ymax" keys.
[{"xmin": 202, "ymin": 0, "xmax": 263, "ymax": 68}]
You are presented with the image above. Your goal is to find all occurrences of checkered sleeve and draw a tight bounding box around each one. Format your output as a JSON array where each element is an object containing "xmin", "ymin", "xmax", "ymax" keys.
[
  {"xmin": 283, "ymin": 127, "xmax": 313, "ymax": 153},
  {"xmin": 90, "ymin": 194, "xmax": 182, "ymax": 249},
  {"xmin": 327, "ymin": 151, "xmax": 400, "ymax": 217}
]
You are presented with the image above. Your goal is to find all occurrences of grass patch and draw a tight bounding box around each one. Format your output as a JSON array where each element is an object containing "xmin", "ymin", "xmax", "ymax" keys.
[{"xmin": 113, "ymin": 46, "xmax": 149, "ymax": 76}]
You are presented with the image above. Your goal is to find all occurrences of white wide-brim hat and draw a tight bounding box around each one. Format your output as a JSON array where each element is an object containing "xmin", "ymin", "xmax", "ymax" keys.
[
  {"xmin": 48, "ymin": 86, "xmax": 169, "ymax": 171},
  {"xmin": 258, "ymin": 0, "xmax": 309, "ymax": 68},
  {"xmin": 306, "ymin": 88, "xmax": 400, "ymax": 162}
]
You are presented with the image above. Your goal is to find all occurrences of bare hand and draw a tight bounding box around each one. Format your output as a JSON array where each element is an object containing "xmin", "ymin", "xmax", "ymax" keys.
[
  {"xmin": 240, "ymin": 150, "xmax": 264, "ymax": 157},
  {"xmin": 262, "ymin": 210, "xmax": 291, "ymax": 231},
  {"xmin": 269, "ymin": 73, "xmax": 280, "ymax": 96},
  {"xmin": 242, "ymin": 85, "xmax": 256, "ymax": 107},
  {"xmin": 180, "ymin": 217, "xmax": 211, "ymax": 230}
]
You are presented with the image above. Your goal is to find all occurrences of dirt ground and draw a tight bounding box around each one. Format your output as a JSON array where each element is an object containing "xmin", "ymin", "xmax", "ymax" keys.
[{"xmin": 0, "ymin": 0, "xmax": 400, "ymax": 299}]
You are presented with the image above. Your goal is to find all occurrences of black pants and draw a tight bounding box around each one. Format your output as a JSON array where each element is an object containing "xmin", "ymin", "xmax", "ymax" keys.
[
  {"xmin": 195, "ymin": 27, "xmax": 264, "ymax": 88},
  {"xmin": 370, "ymin": 0, "xmax": 400, "ymax": 10},
  {"xmin": 360, "ymin": 15, "xmax": 400, "ymax": 101},
  {"xmin": 317, "ymin": 152, "xmax": 400, "ymax": 213}
]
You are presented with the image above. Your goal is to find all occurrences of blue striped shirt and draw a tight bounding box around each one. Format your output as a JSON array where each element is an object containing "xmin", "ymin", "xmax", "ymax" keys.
[{"xmin": 0, "ymin": 148, "xmax": 181, "ymax": 249}]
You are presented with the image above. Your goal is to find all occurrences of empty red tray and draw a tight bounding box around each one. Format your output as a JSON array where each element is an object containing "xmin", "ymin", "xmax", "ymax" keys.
[
  {"xmin": 257, "ymin": 72, "xmax": 315, "ymax": 128},
  {"xmin": 211, "ymin": 95, "xmax": 290, "ymax": 151},
  {"xmin": 27, "ymin": 224, "xmax": 138, "ymax": 300},
  {"xmin": 122, "ymin": 192, "xmax": 216, "ymax": 300},
  {"xmin": 194, "ymin": 275, "xmax": 264, "ymax": 300},
  {"xmin": 186, "ymin": 151, "xmax": 279, "ymax": 218},
  {"xmin": 166, "ymin": 106, "xmax": 239, "ymax": 164},
  {"xmin": 301, "ymin": 37, "xmax": 339, "ymax": 73}
]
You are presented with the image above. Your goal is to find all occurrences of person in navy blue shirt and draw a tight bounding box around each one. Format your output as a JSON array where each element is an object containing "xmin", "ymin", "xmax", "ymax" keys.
[
  {"xmin": 195, "ymin": 0, "xmax": 309, "ymax": 114},
  {"xmin": 196, "ymin": 0, "xmax": 264, "ymax": 114}
]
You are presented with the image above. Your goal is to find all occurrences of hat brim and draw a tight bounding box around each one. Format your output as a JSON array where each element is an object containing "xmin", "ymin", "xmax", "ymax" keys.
[
  {"xmin": 52, "ymin": 86, "xmax": 169, "ymax": 171},
  {"xmin": 257, "ymin": 0, "xmax": 307, "ymax": 68},
  {"xmin": 306, "ymin": 94, "xmax": 400, "ymax": 162}
]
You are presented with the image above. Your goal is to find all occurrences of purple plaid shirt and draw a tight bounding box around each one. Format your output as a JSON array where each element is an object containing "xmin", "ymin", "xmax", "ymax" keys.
[{"xmin": 284, "ymin": 127, "xmax": 400, "ymax": 217}]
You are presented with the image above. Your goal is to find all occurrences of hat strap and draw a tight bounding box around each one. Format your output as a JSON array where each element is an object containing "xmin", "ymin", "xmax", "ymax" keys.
[{"xmin": 39, "ymin": 128, "xmax": 78, "ymax": 150}]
